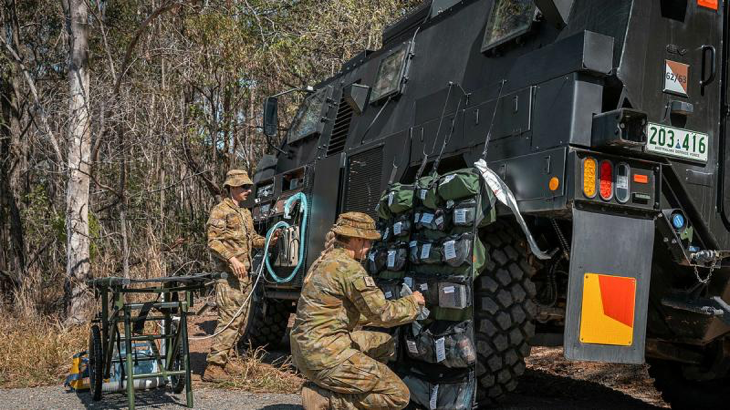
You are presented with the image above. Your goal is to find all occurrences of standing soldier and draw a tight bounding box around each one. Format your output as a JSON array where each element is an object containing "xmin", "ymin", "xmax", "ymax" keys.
[
  {"xmin": 203, "ymin": 169, "xmax": 274, "ymax": 382},
  {"xmin": 290, "ymin": 212, "xmax": 426, "ymax": 409}
]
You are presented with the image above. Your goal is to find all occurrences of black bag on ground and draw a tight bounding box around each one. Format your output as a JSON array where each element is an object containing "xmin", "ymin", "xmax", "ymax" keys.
[
  {"xmin": 402, "ymin": 371, "xmax": 475, "ymax": 410},
  {"xmin": 404, "ymin": 320, "xmax": 476, "ymax": 368}
]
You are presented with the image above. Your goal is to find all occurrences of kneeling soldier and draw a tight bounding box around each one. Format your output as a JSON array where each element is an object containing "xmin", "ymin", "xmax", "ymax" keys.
[{"xmin": 290, "ymin": 212, "xmax": 425, "ymax": 409}]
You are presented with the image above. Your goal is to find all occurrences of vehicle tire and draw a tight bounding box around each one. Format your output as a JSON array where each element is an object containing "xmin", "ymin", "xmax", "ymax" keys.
[
  {"xmin": 648, "ymin": 359, "xmax": 730, "ymax": 410},
  {"xmin": 88, "ymin": 325, "xmax": 104, "ymax": 401},
  {"xmin": 475, "ymin": 219, "xmax": 540, "ymax": 406},
  {"xmin": 240, "ymin": 295, "xmax": 291, "ymax": 349}
]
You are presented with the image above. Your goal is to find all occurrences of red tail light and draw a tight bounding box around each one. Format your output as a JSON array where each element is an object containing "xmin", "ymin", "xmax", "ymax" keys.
[{"xmin": 599, "ymin": 160, "xmax": 613, "ymax": 201}]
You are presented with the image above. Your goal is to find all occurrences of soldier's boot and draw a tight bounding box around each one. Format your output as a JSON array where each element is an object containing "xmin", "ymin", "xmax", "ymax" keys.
[
  {"xmin": 224, "ymin": 360, "xmax": 246, "ymax": 375},
  {"xmin": 202, "ymin": 363, "xmax": 229, "ymax": 383},
  {"xmin": 301, "ymin": 382, "xmax": 332, "ymax": 410}
]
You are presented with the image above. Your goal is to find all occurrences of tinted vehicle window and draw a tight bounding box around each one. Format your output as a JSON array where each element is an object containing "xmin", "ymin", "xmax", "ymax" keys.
[
  {"xmin": 482, "ymin": 0, "xmax": 536, "ymax": 50},
  {"xmin": 287, "ymin": 88, "xmax": 326, "ymax": 143},
  {"xmin": 372, "ymin": 46, "xmax": 408, "ymax": 102}
]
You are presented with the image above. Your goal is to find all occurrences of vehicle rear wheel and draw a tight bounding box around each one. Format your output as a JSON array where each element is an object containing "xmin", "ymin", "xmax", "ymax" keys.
[
  {"xmin": 475, "ymin": 220, "xmax": 540, "ymax": 406},
  {"xmin": 88, "ymin": 325, "xmax": 103, "ymax": 401},
  {"xmin": 240, "ymin": 295, "xmax": 292, "ymax": 349},
  {"xmin": 649, "ymin": 359, "xmax": 730, "ymax": 410}
]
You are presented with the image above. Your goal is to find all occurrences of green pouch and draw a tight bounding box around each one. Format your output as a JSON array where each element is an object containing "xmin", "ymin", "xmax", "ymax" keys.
[
  {"xmin": 386, "ymin": 183, "xmax": 415, "ymax": 214},
  {"xmin": 375, "ymin": 200, "xmax": 391, "ymax": 220},
  {"xmin": 379, "ymin": 270, "xmax": 406, "ymax": 280},
  {"xmin": 431, "ymin": 306, "xmax": 473, "ymax": 321},
  {"xmin": 438, "ymin": 169, "xmax": 481, "ymax": 201},
  {"xmin": 416, "ymin": 174, "xmax": 441, "ymax": 209}
]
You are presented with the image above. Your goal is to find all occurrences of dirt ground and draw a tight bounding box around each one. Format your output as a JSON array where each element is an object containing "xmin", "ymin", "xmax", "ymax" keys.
[
  {"xmin": 0, "ymin": 313, "xmax": 669, "ymax": 409},
  {"xmin": 185, "ymin": 314, "xmax": 669, "ymax": 409}
]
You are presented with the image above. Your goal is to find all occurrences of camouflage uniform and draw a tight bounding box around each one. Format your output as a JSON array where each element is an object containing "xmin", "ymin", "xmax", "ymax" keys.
[
  {"xmin": 206, "ymin": 170, "xmax": 265, "ymax": 367},
  {"xmin": 290, "ymin": 212, "xmax": 420, "ymax": 409}
]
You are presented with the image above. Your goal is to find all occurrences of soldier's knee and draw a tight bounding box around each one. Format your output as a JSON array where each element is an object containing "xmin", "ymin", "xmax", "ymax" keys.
[{"xmin": 388, "ymin": 377, "xmax": 410, "ymax": 409}]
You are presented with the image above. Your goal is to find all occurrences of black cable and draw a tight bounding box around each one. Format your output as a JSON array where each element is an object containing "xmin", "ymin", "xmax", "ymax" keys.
[{"xmin": 480, "ymin": 80, "xmax": 507, "ymax": 160}]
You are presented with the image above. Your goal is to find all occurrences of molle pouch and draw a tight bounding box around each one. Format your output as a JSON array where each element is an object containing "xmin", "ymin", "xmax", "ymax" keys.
[
  {"xmin": 411, "ymin": 277, "xmax": 440, "ymax": 306},
  {"xmin": 442, "ymin": 233, "xmax": 474, "ymax": 267},
  {"xmin": 385, "ymin": 242, "xmax": 409, "ymax": 272},
  {"xmin": 408, "ymin": 240, "xmax": 420, "ymax": 265},
  {"xmin": 438, "ymin": 278, "xmax": 472, "ymax": 309},
  {"xmin": 418, "ymin": 241, "xmax": 443, "ymax": 265},
  {"xmin": 404, "ymin": 321, "xmax": 476, "ymax": 368},
  {"xmin": 415, "ymin": 208, "xmax": 451, "ymax": 231},
  {"xmin": 366, "ymin": 246, "xmax": 387, "ymax": 275},
  {"xmin": 375, "ymin": 198, "xmax": 391, "ymax": 220},
  {"xmin": 391, "ymin": 214, "xmax": 412, "ymax": 239},
  {"xmin": 376, "ymin": 279, "xmax": 401, "ymax": 301},
  {"xmin": 403, "ymin": 371, "xmax": 476, "ymax": 410},
  {"xmin": 452, "ymin": 198, "xmax": 478, "ymax": 227},
  {"xmin": 416, "ymin": 174, "xmax": 441, "ymax": 210},
  {"xmin": 380, "ymin": 184, "xmax": 415, "ymax": 215},
  {"xmin": 438, "ymin": 169, "xmax": 481, "ymax": 201}
]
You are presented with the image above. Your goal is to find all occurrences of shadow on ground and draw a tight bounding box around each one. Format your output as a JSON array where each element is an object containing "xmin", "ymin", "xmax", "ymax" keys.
[
  {"xmin": 70, "ymin": 388, "xmax": 186, "ymax": 409},
  {"xmin": 495, "ymin": 368, "xmax": 664, "ymax": 409}
]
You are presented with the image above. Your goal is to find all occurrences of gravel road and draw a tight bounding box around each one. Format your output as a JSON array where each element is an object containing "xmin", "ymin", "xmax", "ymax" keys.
[
  {"xmin": 0, "ymin": 346, "xmax": 669, "ymax": 410},
  {"xmin": 0, "ymin": 386, "xmax": 301, "ymax": 409}
]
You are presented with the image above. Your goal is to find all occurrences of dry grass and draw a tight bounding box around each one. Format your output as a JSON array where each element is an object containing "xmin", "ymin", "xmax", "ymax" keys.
[
  {"xmin": 0, "ymin": 314, "xmax": 87, "ymax": 388},
  {"xmin": 217, "ymin": 346, "xmax": 304, "ymax": 394}
]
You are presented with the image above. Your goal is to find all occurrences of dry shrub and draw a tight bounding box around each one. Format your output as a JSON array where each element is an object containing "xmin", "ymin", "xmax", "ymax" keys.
[
  {"xmin": 220, "ymin": 346, "xmax": 304, "ymax": 394},
  {"xmin": 0, "ymin": 314, "xmax": 87, "ymax": 388}
]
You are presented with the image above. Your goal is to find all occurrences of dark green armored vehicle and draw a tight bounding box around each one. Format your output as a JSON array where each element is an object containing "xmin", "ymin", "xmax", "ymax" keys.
[{"xmin": 244, "ymin": 1, "xmax": 730, "ymax": 408}]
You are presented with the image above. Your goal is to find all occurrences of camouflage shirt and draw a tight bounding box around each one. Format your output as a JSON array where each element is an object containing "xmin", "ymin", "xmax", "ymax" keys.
[
  {"xmin": 290, "ymin": 247, "xmax": 420, "ymax": 370},
  {"xmin": 207, "ymin": 197, "xmax": 266, "ymax": 269}
]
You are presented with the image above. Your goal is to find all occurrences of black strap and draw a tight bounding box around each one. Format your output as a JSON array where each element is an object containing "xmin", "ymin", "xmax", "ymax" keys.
[
  {"xmin": 389, "ymin": 127, "xmax": 414, "ymax": 185},
  {"xmin": 360, "ymin": 96, "xmax": 392, "ymax": 144},
  {"xmin": 480, "ymin": 80, "xmax": 507, "ymax": 161}
]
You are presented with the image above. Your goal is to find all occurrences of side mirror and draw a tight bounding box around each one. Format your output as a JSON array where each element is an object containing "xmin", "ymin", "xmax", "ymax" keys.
[{"xmin": 263, "ymin": 97, "xmax": 279, "ymax": 138}]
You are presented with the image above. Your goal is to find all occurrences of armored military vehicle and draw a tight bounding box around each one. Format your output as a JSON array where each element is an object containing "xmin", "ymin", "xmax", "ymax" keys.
[{"xmin": 244, "ymin": 0, "xmax": 730, "ymax": 408}]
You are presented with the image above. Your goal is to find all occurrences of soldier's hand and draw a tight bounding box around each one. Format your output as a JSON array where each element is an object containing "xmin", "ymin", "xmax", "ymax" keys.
[
  {"xmin": 412, "ymin": 291, "xmax": 426, "ymax": 306},
  {"xmin": 268, "ymin": 230, "xmax": 281, "ymax": 247},
  {"xmin": 229, "ymin": 256, "xmax": 247, "ymax": 278}
]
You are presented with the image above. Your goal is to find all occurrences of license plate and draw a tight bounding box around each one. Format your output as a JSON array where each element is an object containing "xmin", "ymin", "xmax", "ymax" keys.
[{"xmin": 645, "ymin": 123, "xmax": 709, "ymax": 163}]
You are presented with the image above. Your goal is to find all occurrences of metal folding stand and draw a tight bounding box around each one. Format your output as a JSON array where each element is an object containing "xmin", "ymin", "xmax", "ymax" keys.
[{"xmin": 86, "ymin": 272, "xmax": 225, "ymax": 410}]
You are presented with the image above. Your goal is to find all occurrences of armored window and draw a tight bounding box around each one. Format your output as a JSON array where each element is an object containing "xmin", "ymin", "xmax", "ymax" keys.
[
  {"xmin": 371, "ymin": 43, "xmax": 411, "ymax": 103},
  {"xmin": 287, "ymin": 87, "xmax": 328, "ymax": 144},
  {"xmin": 481, "ymin": 0, "xmax": 537, "ymax": 52}
]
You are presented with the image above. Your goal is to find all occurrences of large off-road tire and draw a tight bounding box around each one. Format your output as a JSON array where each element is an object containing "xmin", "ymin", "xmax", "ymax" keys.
[
  {"xmin": 240, "ymin": 295, "xmax": 291, "ymax": 349},
  {"xmin": 475, "ymin": 220, "xmax": 539, "ymax": 405},
  {"xmin": 648, "ymin": 359, "xmax": 730, "ymax": 410}
]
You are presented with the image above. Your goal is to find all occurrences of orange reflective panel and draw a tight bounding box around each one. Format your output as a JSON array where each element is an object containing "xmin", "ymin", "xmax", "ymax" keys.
[
  {"xmin": 579, "ymin": 273, "xmax": 636, "ymax": 346},
  {"xmin": 698, "ymin": 0, "xmax": 718, "ymax": 11}
]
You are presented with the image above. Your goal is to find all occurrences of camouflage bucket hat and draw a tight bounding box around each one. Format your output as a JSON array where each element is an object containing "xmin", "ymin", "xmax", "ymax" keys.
[
  {"xmin": 223, "ymin": 169, "xmax": 253, "ymax": 188},
  {"xmin": 332, "ymin": 212, "xmax": 381, "ymax": 241}
]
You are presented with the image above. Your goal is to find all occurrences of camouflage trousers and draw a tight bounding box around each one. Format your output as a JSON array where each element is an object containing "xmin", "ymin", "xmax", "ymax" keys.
[
  {"xmin": 207, "ymin": 273, "xmax": 252, "ymax": 366},
  {"xmin": 299, "ymin": 330, "xmax": 410, "ymax": 410}
]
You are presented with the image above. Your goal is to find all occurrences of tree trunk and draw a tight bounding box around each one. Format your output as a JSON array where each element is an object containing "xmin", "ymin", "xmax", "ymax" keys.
[{"xmin": 64, "ymin": 0, "xmax": 91, "ymax": 325}]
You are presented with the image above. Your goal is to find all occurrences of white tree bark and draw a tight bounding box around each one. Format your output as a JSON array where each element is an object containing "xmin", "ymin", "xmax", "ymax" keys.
[{"xmin": 65, "ymin": 0, "xmax": 91, "ymax": 325}]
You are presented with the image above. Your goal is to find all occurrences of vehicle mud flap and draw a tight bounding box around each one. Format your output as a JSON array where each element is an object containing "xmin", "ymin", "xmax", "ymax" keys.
[{"xmin": 564, "ymin": 208, "xmax": 654, "ymax": 364}]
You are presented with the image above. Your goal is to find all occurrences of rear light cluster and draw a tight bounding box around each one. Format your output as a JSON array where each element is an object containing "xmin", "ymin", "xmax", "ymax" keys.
[{"xmin": 582, "ymin": 157, "xmax": 647, "ymax": 204}]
